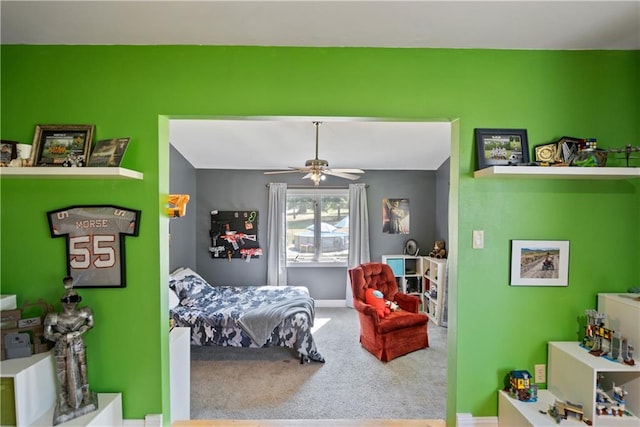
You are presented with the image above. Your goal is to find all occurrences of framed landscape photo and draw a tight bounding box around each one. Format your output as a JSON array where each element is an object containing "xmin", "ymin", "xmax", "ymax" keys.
[
  {"xmin": 475, "ymin": 128, "xmax": 529, "ymax": 170},
  {"xmin": 510, "ymin": 240, "xmax": 570, "ymax": 287},
  {"xmin": 88, "ymin": 137, "xmax": 130, "ymax": 167},
  {"xmin": 30, "ymin": 124, "xmax": 94, "ymax": 167}
]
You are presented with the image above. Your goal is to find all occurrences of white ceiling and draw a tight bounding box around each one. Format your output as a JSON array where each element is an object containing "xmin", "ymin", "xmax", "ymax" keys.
[
  {"xmin": 170, "ymin": 117, "xmax": 452, "ymax": 170},
  {"xmin": 3, "ymin": 1, "xmax": 638, "ymax": 170}
]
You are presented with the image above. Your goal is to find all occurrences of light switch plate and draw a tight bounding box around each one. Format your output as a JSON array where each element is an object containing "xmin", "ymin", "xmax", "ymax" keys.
[{"xmin": 472, "ymin": 230, "xmax": 484, "ymax": 249}]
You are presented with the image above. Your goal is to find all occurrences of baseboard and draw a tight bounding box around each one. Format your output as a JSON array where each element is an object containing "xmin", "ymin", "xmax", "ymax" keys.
[
  {"xmin": 123, "ymin": 415, "xmax": 162, "ymax": 427},
  {"xmin": 315, "ymin": 299, "xmax": 347, "ymax": 307},
  {"xmin": 456, "ymin": 413, "xmax": 499, "ymax": 427}
]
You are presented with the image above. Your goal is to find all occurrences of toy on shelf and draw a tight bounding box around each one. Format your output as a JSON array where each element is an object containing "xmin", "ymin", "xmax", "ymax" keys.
[
  {"xmin": 428, "ymin": 240, "xmax": 447, "ymax": 259},
  {"xmin": 504, "ymin": 370, "xmax": 538, "ymax": 402},
  {"xmin": 595, "ymin": 374, "xmax": 628, "ymax": 417},
  {"xmin": 582, "ymin": 309, "xmax": 636, "ymax": 365},
  {"xmin": 547, "ymin": 399, "xmax": 587, "ymax": 425}
]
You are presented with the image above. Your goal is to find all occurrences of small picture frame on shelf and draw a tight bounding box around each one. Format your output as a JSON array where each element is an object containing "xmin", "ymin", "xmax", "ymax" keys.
[
  {"xmin": 510, "ymin": 240, "xmax": 569, "ymax": 287},
  {"xmin": 474, "ymin": 128, "xmax": 529, "ymax": 170},
  {"xmin": 88, "ymin": 137, "xmax": 130, "ymax": 167},
  {"xmin": 30, "ymin": 124, "xmax": 94, "ymax": 167},
  {"xmin": 0, "ymin": 140, "xmax": 18, "ymax": 166}
]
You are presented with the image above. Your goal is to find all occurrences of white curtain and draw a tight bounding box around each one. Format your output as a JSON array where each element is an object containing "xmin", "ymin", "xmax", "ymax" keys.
[
  {"xmin": 346, "ymin": 183, "xmax": 370, "ymax": 307},
  {"xmin": 267, "ymin": 182, "xmax": 287, "ymax": 286}
]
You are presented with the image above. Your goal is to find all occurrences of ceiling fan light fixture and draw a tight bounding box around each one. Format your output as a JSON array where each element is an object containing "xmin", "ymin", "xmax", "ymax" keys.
[{"xmin": 263, "ymin": 121, "xmax": 365, "ymax": 185}]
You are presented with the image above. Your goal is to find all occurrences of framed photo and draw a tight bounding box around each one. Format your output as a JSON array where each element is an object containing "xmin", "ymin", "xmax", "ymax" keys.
[
  {"xmin": 30, "ymin": 124, "xmax": 94, "ymax": 167},
  {"xmin": 510, "ymin": 240, "xmax": 569, "ymax": 287},
  {"xmin": 88, "ymin": 137, "xmax": 130, "ymax": 167},
  {"xmin": 0, "ymin": 140, "xmax": 18, "ymax": 166},
  {"xmin": 475, "ymin": 128, "xmax": 529, "ymax": 170}
]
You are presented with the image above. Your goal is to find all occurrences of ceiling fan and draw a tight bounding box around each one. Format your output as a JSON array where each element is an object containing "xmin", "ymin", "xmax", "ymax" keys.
[{"xmin": 264, "ymin": 121, "xmax": 365, "ymax": 186}]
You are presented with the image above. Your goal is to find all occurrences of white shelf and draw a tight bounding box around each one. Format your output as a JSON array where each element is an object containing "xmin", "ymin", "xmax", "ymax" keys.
[
  {"xmin": 548, "ymin": 341, "xmax": 639, "ymax": 426},
  {"xmin": 0, "ymin": 167, "xmax": 143, "ymax": 180},
  {"xmin": 424, "ymin": 257, "xmax": 447, "ymax": 326},
  {"xmin": 474, "ymin": 165, "xmax": 640, "ymax": 180},
  {"xmin": 32, "ymin": 393, "xmax": 123, "ymax": 427},
  {"xmin": 498, "ymin": 389, "xmax": 584, "ymax": 426},
  {"xmin": 381, "ymin": 255, "xmax": 425, "ymax": 305}
]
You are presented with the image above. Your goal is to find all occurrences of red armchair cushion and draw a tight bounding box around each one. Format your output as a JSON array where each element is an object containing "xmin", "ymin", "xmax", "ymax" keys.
[{"xmin": 377, "ymin": 310, "xmax": 428, "ymax": 334}]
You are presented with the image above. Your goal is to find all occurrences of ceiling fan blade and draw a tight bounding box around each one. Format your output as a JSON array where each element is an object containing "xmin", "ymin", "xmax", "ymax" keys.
[
  {"xmin": 324, "ymin": 170, "xmax": 362, "ymax": 180},
  {"xmin": 331, "ymin": 168, "xmax": 365, "ymax": 174},
  {"xmin": 264, "ymin": 167, "xmax": 310, "ymax": 175},
  {"xmin": 264, "ymin": 170, "xmax": 301, "ymax": 175},
  {"xmin": 302, "ymin": 172, "xmax": 315, "ymax": 179}
]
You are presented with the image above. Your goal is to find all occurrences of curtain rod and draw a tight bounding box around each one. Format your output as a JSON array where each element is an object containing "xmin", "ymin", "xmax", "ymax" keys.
[{"xmin": 265, "ymin": 184, "xmax": 368, "ymax": 189}]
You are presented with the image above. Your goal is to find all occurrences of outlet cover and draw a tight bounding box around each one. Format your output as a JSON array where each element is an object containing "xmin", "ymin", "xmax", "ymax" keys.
[{"xmin": 534, "ymin": 364, "xmax": 546, "ymax": 383}]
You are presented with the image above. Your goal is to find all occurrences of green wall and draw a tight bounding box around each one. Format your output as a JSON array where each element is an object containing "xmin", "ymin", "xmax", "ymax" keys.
[{"xmin": 1, "ymin": 46, "xmax": 638, "ymax": 424}]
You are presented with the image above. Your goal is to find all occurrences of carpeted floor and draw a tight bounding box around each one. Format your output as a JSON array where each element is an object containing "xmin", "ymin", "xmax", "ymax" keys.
[{"xmin": 190, "ymin": 307, "xmax": 447, "ymax": 420}]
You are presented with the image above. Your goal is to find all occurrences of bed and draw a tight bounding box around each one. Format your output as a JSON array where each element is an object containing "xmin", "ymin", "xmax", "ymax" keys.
[{"xmin": 169, "ymin": 268, "xmax": 324, "ymax": 363}]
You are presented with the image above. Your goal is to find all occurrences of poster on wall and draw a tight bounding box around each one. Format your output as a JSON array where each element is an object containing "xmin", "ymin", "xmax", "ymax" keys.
[
  {"xmin": 209, "ymin": 210, "xmax": 261, "ymax": 260},
  {"xmin": 47, "ymin": 205, "xmax": 141, "ymax": 288},
  {"xmin": 382, "ymin": 198, "xmax": 410, "ymax": 234}
]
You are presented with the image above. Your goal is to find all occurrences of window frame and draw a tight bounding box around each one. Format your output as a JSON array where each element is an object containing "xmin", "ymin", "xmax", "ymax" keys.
[{"xmin": 286, "ymin": 188, "xmax": 349, "ymax": 267}]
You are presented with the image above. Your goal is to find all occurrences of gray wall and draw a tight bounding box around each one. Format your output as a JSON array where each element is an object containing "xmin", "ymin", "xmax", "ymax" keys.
[
  {"xmin": 169, "ymin": 145, "xmax": 197, "ymax": 272},
  {"xmin": 170, "ymin": 149, "xmax": 450, "ymax": 299}
]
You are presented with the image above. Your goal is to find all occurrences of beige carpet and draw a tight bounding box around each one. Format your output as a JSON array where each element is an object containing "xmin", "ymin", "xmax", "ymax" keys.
[{"xmin": 190, "ymin": 307, "xmax": 447, "ymax": 420}]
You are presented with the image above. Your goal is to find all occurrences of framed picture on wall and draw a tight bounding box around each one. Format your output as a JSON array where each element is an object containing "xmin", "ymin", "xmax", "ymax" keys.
[
  {"xmin": 475, "ymin": 128, "xmax": 529, "ymax": 170},
  {"xmin": 0, "ymin": 140, "xmax": 18, "ymax": 166},
  {"xmin": 510, "ymin": 240, "xmax": 569, "ymax": 286},
  {"xmin": 88, "ymin": 137, "xmax": 130, "ymax": 167},
  {"xmin": 30, "ymin": 124, "xmax": 94, "ymax": 167}
]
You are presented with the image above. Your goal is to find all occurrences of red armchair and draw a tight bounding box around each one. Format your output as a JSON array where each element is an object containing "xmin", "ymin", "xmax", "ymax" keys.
[{"xmin": 348, "ymin": 262, "xmax": 429, "ymax": 362}]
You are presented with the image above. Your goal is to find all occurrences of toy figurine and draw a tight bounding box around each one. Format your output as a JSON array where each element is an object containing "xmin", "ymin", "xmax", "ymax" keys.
[
  {"xmin": 505, "ymin": 370, "xmax": 538, "ymax": 402},
  {"xmin": 428, "ymin": 240, "xmax": 447, "ymax": 259},
  {"xmin": 44, "ymin": 277, "xmax": 98, "ymax": 425}
]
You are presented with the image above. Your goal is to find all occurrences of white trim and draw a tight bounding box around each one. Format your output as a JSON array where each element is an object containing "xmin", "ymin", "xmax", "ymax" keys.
[
  {"xmin": 456, "ymin": 413, "xmax": 499, "ymax": 427},
  {"xmin": 315, "ymin": 299, "xmax": 347, "ymax": 307}
]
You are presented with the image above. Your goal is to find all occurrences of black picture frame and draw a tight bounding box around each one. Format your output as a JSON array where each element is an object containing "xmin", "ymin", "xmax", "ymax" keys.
[
  {"xmin": 474, "ymin": 128, "xmax": 529, "ymax": 170},
  {"xmin": 0, "ymin": 140, "xmax": 18, "ymax": 166},
  {"xmin": 88, "ymin": 137, "xmax": 130, "ymax": 167},
  {"xmin": 30, "ymin": 124, "xmax": 95, "ymax": 167}
]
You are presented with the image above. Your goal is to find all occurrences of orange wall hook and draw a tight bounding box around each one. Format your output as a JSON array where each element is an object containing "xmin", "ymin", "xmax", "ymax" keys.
[{"xmin": 167, "ymin": 194, "xmax": 190, "ymax": 218}]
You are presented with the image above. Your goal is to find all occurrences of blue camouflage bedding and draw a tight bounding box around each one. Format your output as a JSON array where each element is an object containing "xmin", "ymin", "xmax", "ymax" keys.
[{"xmin": 169, "ymin": 270, "xmax": 324, "ymax": 362}]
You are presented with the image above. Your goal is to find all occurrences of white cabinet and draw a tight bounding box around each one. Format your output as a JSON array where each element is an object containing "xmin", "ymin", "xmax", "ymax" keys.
[
  {"xmin": 381, "ymin": 255, "xmax": 424, "ymax": 308},
  {"xmin": 548, "ymin": 341, "xmax": 639, "ymax": 426},
  {"xmin": 0, "ymin": 351, "xmax": 56, "ymax": 426},
  {"xmin": 423, "ymin": 257, "xmax": 447, "ymax": 326}
]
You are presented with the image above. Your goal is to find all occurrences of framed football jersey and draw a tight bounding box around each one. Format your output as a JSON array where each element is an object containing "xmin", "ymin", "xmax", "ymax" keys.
[{"xmin": 47, "ymin": 205, "xmax": 141, "ymax": 288}]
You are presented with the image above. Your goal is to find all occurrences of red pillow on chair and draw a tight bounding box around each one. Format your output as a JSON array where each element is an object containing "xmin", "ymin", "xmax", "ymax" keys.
[{"xmin": 365, "ymin": 288, "xmax": 391, "ymax": 318}]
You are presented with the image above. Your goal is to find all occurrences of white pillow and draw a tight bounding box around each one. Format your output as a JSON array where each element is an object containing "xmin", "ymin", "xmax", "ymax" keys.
[{"xmin": 169, "ymin": 267, "xmax": 205, "ymax": 282}]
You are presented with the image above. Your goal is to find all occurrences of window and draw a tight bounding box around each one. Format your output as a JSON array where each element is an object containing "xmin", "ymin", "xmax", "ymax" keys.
[{"xmin": 286, "ymin": 189, "xmax": 349, "ymax": 265}]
